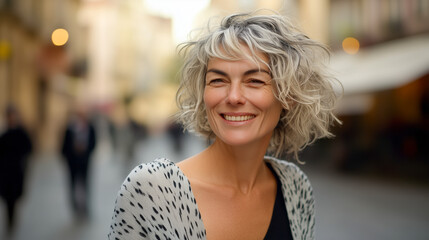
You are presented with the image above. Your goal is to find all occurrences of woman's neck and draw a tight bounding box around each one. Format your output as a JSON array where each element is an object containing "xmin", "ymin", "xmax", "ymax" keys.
[{"xmin": 195, "ymin": 138, "xmax": 272, "ymax": 195}]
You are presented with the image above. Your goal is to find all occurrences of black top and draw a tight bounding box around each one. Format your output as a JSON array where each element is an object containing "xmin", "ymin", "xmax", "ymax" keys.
[{"xmin": 264, "ymin": 163, "xmax": 294, "ymax": 240}]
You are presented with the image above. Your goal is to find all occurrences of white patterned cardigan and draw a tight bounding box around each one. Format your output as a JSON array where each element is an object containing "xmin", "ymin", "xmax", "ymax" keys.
[{"xmin": 108, "ymin": 157, "xmax": 315, "ymax": 240}]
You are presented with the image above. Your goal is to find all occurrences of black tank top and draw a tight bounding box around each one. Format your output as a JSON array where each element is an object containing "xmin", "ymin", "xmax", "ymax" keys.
[{"xmin": 264, "ymin": 163, "xmax": 293, "ymax": 240}]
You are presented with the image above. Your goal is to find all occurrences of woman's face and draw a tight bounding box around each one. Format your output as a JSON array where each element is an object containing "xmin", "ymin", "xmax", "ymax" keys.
[{"xmin": 204, "ymin": 48, "xmax": 283, "ymax": 147}]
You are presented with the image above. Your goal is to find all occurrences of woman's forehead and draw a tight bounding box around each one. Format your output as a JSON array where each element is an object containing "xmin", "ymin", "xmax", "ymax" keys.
[
  {"xmin": 207, "ymin": 44, "xmax": 269, "ymax": 67},
  {"xmin": 207, "ymin": 55, "xmax": 269, "ymax": 71},
  {"xmin": 211, "ymin": 41, "xmax": 266, "ymax": 57}
]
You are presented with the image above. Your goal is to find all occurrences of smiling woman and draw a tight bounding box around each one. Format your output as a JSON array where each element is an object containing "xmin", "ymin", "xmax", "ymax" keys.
[
  {"xmin": 176, "ymin": 12, "xmax": 341, "ymax": 159},
  {"xmin": 109, "ymin": 11, "xmax": 341, "ymax": 240}
]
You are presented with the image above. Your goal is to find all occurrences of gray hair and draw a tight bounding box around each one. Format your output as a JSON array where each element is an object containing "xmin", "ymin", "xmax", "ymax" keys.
[{"xmin": 175, "ymin": 12, "xmax": 341, "ymax": 160}]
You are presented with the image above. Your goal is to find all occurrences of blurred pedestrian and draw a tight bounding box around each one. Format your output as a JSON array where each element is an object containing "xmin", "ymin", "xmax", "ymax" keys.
[
  {"xmin": 167, "ymin": 121, "xmax": 185, "ymax": 153},
  {"xmin": 0, "ymin": 105, "xmax": 32, "ymax": 233},
  {"xmin": 61, "ymin": 106, "xmax": 96, "ymax": 218}
]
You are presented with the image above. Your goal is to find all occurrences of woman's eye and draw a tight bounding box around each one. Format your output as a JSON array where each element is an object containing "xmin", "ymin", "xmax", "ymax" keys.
[
  {"xmin": 208, "ymin": 79, "xmax": 225, "ymax": 85},
  {"xmin": 248, "ymin": 79, "xmax": 266, "ymax": 86}
]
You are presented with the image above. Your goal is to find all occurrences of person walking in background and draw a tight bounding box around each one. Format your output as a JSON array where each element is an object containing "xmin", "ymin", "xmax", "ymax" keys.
[
  {"xmin": 109, "ymin": 11, "xmax": 340, "ymax": 239},
  {"xmin": 0, "ymin": 104, "xmax": 33, "ymax": 233},
  {"xmin": 61, "ymin": 105, "xmax": 96, "ymax": 218},
  {"xmin": 167, "ymin": 120, "xmax": 185, "ymax": 153}
]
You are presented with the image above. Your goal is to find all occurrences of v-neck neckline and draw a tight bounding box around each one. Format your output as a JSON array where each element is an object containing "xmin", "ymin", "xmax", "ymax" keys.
[{"xmin": 164, "ymin": 157, "xmax": 291, "ymax": 239}]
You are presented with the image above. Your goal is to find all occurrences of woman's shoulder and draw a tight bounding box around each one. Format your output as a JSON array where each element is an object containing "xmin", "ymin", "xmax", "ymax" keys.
[
  {"xmin": 128, "ymin": 158, "xmax": 176, "ymax": 177},
  {"xmin": 265, "ymin": 156, "xmax": 305, "ymax": 176},
  {"xmin": 265, "ymin": 157, "xmax": 315, "ymax": 239},
  {"xmin": 264, "ymin": 156, "xmax": 313, "ymax": 190},
  {"xmin": 110, "ymin": 158, "xmax": 205, "ymax": 239},
  {"xmin": 123, "ymin": 158, "xmax": 186, "ymax": 190}
]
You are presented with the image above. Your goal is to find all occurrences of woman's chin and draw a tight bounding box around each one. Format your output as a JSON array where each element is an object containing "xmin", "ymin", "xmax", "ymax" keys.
[{"xmin": 215, "ymin": 135, "xmax": 266, "ymax": 148}]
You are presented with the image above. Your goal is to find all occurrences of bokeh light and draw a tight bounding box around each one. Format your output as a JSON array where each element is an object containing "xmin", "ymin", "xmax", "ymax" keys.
[
  {"xmin": 342, "ymin": 37, "xmax": 360, "ymax": 54},
  {"xmin": 51, "ymin": 28, "xmax": 69, "ymax": 46},
  {"xmin": 0, "ymin": 40, "xmax": 11, "ymax": 60}
]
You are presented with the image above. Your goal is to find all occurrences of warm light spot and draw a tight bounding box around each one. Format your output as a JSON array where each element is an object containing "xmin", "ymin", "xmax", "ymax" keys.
[
  {"xmin": 342, "ymin": 37, "xmax": 360, "ymax": 54},
  {"xmin": 51, "ymin": 28, "xmax": 69, "ymax": 46},
  {"xmin": 0, "ymin": 41, "xmax": 11, "ymax": 60}
]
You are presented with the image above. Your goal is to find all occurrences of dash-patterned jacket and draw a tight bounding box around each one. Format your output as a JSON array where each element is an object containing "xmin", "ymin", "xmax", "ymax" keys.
[{"xmin": 108, "ymin": 157, "xmax": 315, "ymax": 240}]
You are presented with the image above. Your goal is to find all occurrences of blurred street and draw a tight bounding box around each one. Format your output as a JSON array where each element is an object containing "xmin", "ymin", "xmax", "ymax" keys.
[{"xmin": 0, "ymin": 132, "xmax": 428, "ymax": 240}]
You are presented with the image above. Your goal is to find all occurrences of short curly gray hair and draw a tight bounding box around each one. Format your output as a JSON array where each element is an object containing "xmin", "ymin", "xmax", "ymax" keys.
[{"xmin": 175, "ymin": 12, "xmax": 341, "ymax": 160}]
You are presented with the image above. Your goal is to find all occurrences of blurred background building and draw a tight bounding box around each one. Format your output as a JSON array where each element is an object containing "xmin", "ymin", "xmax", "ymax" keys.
[
  {"xmin": 1, "ymin": 0, "xmax": 428, "ymax": 153},
  {"xmin": 0, "ymin": 0, "xmax": 429, "ymax": 239}
]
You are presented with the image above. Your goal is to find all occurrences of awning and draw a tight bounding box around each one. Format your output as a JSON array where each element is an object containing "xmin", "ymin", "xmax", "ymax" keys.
[{"xmin": 330, "ymin": 33, "xmax": 429, "ymax": 95}]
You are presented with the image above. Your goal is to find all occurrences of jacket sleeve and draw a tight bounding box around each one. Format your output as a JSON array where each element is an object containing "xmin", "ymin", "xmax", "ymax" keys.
[
  {"xmin": 302, "ymin": 175, "xmax": 315, "ymax": 239},
  {"xmin": 272, "ymin": 158, "xmax": 315, "ymax": 240},
  {"xmin": 108, "ymin": 166, "xmax": 154, "ymax": 240},
  {"xmin": 109, "ymin": 159, "xmax": 206, "ymax": 240},
  {"xmin": 291, "ymin": 165, "xmax": 315, "ymax": 240}
]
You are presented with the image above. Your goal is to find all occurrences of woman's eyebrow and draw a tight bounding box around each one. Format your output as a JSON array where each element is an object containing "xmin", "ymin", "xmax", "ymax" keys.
[
  {"xmin": 206, "ymin": 68, "xmax": 271, "ymax": 76},
  {"xmin": 206, "ymin": 69, "xmax": 227, "ymax": 76},
  {"xmin": 244, "ymin": 69, "xmax": 271, "ymax": 76}
]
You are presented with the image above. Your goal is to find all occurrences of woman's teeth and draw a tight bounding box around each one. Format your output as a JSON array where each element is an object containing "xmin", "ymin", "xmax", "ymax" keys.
[{"xmin": 223, "ymin": 115, "xmax": 255, "ymax": 121}]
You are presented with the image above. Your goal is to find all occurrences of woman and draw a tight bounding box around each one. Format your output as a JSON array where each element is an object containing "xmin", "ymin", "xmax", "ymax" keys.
[{"xmin": 109, "ymin": 12, "xmax": 340, "ymax": 240}]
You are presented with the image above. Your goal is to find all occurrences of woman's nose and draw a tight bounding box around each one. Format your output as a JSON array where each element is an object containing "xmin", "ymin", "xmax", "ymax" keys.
[{"xmin": 226, "ymin": 83, "xmax": 246, "ymax": 105}]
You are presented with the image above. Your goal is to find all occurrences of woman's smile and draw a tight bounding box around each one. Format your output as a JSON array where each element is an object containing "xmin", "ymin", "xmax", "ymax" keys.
[{"xmin": 221, "ymin": 113, "xmax": 256, "ymax": 122}]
